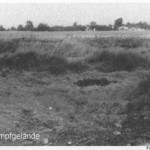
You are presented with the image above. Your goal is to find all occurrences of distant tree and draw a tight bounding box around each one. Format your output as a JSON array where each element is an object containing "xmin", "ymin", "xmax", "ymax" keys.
[
  {"xmin": 141, "ymin": 21, "xmax": 149, "ymax": 29},
  {"xmin": 114, "ymin": 18, "xmax": 123, "ymax": 30},
  {"xmin": 36, "ymin": 23, "xmax": 50, "ymax": 31},
  {"xmin": 17, "ymin": 24, "xmax": 24, "ymax": 31},
  {"xmin": 90, "ymin": 21, "xmax": 97, "ymax": 26},
  {"xmin": 49, "ymin": 26, "xmax": 64, "ymax": 31},
  {"xmin": 0, "ymin": 25, "xmax": 5, "ymax": 31},
  {"xmin": 73, "ymin": 22, "xmax": 78, "ymax": 27},
  {"xmin": 11, "ymin": 26, "xmax": 16, "ymax": 31},
  {"xmin": 125, "ymin": 21, "xmax": 150, "ymax": 29},
  {"xmin": 126, "ymin": 22, "xmax": 131, "ymax": 27},
  {"xmin": 77, "ymin": 25, "xmax": 86, "ymax": 31},
  {"xmin": 95, "ymin": 25, "xmax": 112, "ymax": 31},
  {"xmin": 72, "ymin": 22, "xmax": 79, "ymax": 31},
  {"xmin": 89, "ymin": 21, "xmax": 97, "ymax": 30},
  {"xmin": 24, "ymin": 20, "xmax": 34, "ymax": 31},
  {"xmin": 108, "ymin": 24, "xmax": 113, "ymax": 30}
]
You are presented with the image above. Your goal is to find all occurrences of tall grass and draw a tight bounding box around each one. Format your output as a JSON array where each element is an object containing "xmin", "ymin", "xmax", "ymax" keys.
[
  {"xmin": 84, "ymin": 37, "xmax": 144, "ymax": 49},
  {"xmin": 114, "ymin": 38, "xmax": 144, "ymax": 49},
  {"xmin": 84, "ymin": 37, "xmax": 114, "ymax": 48},
  {"xmin": 122, "ymin": 76, "xmax": 150, "ymax": 145},
  {"xmin": 138, "ymin": 77, "xmax": 150, "ymax": 95},
  {"xmin": 0, "ymin": 51, "xmax": 89, "ymax": 75},
  {"xmin": 67, "ymin": 61, "xmax": 89, "ymax": 73},
  {"xmin": 0, "ymin": 39, "xmax": 19, "ymax": 54},
  {"xmin": 87, "ymin": 50, "xmax": 149, "ymax": 72},
  {"xmin": 53, "ymin": 38, "xmax": 92, "ymax": 58},
  {"xmin": 0, "ymin": 37, "xmax": 149, "ymax": 74}
]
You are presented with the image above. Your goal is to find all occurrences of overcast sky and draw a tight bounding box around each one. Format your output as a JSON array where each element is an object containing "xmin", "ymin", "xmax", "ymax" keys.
[{"xmin": 0, "ymin": 3, "xmax": 150, "ymax": 28}]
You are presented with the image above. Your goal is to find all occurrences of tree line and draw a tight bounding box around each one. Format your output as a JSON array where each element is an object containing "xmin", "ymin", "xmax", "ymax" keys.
[{"xmin": 0, "ymin": 18, "xmax": 150, "ymax": 31}]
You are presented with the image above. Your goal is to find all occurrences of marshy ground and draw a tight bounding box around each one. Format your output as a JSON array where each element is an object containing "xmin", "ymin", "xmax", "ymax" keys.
[{"xmin": 0, "ymin": 33, "xmax": 150, "ymax": 145}]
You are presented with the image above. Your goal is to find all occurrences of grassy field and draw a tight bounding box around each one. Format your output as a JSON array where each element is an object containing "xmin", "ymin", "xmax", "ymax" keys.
[
  {"xmin": 0, "ymin": 31, "xmax": 150, "ymax": 145},
  {"xmin": 0, "ymin": 30, "xmax": 150, "ymax": 39}
]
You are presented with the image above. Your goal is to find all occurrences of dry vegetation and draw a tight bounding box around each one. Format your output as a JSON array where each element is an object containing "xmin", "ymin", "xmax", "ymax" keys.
[{"xmin": 0, "ymin": 32, "xmax": 150, "ymax": 145}]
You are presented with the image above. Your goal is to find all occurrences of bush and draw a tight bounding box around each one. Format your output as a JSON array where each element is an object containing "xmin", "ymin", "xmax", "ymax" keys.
[{"xmin": 87, "ymin": 50, "xmax": 148, "ymax": 72}]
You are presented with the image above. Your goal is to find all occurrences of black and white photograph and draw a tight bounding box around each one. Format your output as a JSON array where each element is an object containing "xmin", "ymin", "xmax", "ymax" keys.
[{"xmin": 0, "ymin": 1, "xmax": 149, "ymax": 148}]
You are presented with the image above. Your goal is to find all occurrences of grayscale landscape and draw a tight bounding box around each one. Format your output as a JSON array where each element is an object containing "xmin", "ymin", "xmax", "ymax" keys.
[{"xmin": 0, "ymin": 3, "xmax": 150, "ymax": 146}]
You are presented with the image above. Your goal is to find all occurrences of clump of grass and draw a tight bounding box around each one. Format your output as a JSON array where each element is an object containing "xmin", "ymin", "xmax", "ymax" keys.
[
  {"xmin": 0, "ymin": 51, "xmax": 89, "ymax": 75},
  {"xmin": 0, "ymin": 52, "xmax": 68, "ymax": 75},
  {"xmin": 0, "ymin": 39, "xmax": 19, "ymax": 54},
  {"xmin": 46, "ymin": 56, "xmax": 68, "ymax": 75},
  {"xmin": 87, "ymin": 50, "xmax": 148, "ymax": 72},
  {"xmin": 0, "ymin": 51, "xmax": 42, "ymax": 71},
  {"xmin": 67, "ymin": 61, "xmax": 89, "ymax": 73}
]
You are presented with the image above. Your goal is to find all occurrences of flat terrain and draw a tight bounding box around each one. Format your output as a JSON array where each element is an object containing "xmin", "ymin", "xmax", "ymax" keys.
[
  {"xmin": 0, "ymin": 31, "xmax": 150, "ymax": 145},
  {"xmin": 0, "ymin": 30, "xmax": 150, "ymax": 39}
]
